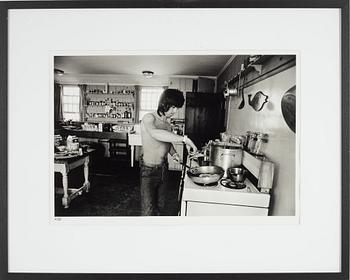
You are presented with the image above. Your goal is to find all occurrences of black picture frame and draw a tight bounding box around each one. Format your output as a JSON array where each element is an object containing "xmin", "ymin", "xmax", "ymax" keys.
[{"xmin": 0, "ymin": 1, "xmax": 349, "ymax": 280}]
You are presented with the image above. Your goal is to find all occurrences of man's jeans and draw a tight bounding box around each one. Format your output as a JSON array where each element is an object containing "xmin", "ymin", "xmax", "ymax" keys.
[{"xmin": 140, "ymin": 161, "xmax": 168, "ymax": 216}]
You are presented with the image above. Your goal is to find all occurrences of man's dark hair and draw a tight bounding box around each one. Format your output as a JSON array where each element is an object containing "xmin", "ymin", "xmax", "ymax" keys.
[{"xmin": 157, "ymin": 88, "xmax": 185, "ymax": 116}]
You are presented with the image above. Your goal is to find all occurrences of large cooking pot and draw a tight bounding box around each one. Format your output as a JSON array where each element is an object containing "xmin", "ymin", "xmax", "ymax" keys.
[
  {"xmin": 187, "ymin": 165, "xmax": 225, "ymax": 185},
  {"xmin": 208, "ymin": 142, "xmax": 243, "ymax": 177}
]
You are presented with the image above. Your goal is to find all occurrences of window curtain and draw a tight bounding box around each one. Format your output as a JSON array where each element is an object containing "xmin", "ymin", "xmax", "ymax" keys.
[
  {"xmin": 78, "ymin": 84, "xmax": 87, "ymax": 122},
  {"xmin": 54, "ymin": 83, "xmax": 63, "ymax": 123}
]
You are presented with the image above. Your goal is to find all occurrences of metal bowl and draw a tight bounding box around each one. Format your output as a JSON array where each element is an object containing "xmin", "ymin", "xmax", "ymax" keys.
[
  {"xmin": 230, "ymin": 173, "xmax": 245, "ymax": 183},
  {"xmin": 228, "ymin": 167, "xmax": 245, "ymax": 175},
  {"xmin": 227, "ymin": 167, "xmax": 246, "ymax": 182},
  {"xmin": 187, "ymin": 165, "xmax": 225, "ymax": 185}
]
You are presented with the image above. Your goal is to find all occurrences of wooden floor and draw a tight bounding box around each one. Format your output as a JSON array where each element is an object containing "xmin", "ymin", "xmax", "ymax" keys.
[{"xmin": 54, "ymin": 158, "xmax": 182, "ymax": 216}]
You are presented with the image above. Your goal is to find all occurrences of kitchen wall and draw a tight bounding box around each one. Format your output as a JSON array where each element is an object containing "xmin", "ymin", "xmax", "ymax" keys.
[{"xmin": 220, "ymin": 63, "xmax": 296, "ymax": 216}]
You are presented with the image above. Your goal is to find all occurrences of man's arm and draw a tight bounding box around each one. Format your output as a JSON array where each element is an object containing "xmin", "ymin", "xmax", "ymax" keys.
[
  {"xmin": 142, "ymin": 113, "xmax": 197, "ymax": 152},
  {"xmin": 142, "ymin": 114, "xmax": 183, "ymax": 143}
]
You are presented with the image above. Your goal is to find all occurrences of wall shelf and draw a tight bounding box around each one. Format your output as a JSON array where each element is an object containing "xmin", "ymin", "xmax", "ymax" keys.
[
  {"xmin": 87, "ymin": 117, "xmax": 133, "ymax": 123},
  {"xmin": 85, "ymin": 84, "xmax": 137, "ymax": 124},
  {"xmin": 227, "ymin": 55, "xmax": 296, "ymax": 90}
]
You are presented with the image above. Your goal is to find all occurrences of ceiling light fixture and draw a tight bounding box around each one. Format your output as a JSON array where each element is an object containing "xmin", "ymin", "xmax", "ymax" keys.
[
  {"xmin": 142, "ymin": 70, "xmax": 154, "ymax": 79},
  {"xmin": 54, "ymin": 68, "xmax": 64, "ymax": 76}
]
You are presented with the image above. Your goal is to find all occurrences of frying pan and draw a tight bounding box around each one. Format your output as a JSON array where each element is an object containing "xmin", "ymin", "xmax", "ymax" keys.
[
  {"xmin": 281, "ymin": 85, "xmax": 296, "ymax": 133},
  {"xmin": 187, "ymin": 165, "xmax": 225, "ymax": 185}
]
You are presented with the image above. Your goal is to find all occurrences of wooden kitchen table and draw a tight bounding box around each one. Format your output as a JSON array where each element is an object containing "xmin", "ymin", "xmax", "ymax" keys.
[{"xmin": 54, "ymin": 149, "xmax": 95, "ymax": 208}]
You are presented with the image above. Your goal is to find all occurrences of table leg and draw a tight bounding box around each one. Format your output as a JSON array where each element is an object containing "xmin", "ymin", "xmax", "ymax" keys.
[
  {"xmin": 84, "ymin": 156, "xmax": 90, "ymax": 192},
  {"xmin": 61, "ymin": 171, "xmax": 69, "ymax": 208},
  {"xmin": 131, "ymin": 145, "xmax": 134, "ymax": 167}
]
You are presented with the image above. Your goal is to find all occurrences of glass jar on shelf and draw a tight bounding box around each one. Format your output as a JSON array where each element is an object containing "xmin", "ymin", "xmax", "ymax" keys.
[
  {"xmin": 253, "ymin": 133, "xmax": 268, "ymax": 156},
  {"xmin": 244, "ymin": 131, "xmax": 252, "ymax": 150},
  {"xmin": 247, "ymin": 132, "xmax": 257, "ymax": 153}
]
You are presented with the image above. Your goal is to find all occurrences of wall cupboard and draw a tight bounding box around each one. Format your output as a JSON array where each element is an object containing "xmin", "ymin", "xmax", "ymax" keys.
[{"xmin": 168, "ymin": 77, "xmax": 193, "ymax": 120}]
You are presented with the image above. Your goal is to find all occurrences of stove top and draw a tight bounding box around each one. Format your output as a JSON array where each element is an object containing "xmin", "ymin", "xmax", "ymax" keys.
[
  {"xmin": 193, "ymin": 182, "xmax": 218, "ymax": 187},
  {"xmin": 186, "ymin": 175, "xmax": 261, "ymax": 194},
  {"xmin": 220, "ymin": 178, "xmax": 246, "ymax": 189},
  {"xmin": 183, "ymin": 175, "xmax": 270, "ymax": 208}
]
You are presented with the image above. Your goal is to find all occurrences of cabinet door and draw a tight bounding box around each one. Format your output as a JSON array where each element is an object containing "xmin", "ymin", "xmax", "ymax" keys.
[
  {"xmin": 178, "ymin": 78, "xmax": 193, "ymax": 119},
  {"xmin": 185, "ymin": 78, "xmax": 193, "ymax": 91},
  {"xmin": 169, "ymin": 78, "xmax": 193, "ymax": 120},
  {"xmin": 176, "ymin": 95, "xmax": 186, "ymax": 119},
  {"xmin": 169, "ymin": 78, "xmax": 180, "ymax": 89},
  {"xmin": 169, "ymin": 78, "xmax": 180, "ymax": 119},
  {"xmin": 185, "ymin": 201, "xmax": 268, "ymax": 216}
]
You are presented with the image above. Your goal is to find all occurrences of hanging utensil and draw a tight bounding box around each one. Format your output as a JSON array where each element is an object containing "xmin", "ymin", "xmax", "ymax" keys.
[
  {"xmin": 248, "ymin": 91, "xmax": 269, "ymax": 111},
  {"xmin": 238, "ymin": 73, "xmax": 245, "ymax": 109}
]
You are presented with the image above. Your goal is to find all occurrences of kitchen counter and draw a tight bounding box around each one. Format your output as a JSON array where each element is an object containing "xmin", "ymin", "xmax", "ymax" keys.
[{"xmin": 61, "ymin": 128, "xmax": 127, "ymax": 140}]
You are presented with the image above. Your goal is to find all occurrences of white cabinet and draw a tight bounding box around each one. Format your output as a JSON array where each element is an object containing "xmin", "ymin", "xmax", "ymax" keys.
[
  {"xmin": 184, "ymin": 201, "xmax": 268, "ymax": 216},
  {"xmin": 169, "ymin": 78, "xmax": 193, "ymax": 119},
  {"xmin": 169, "ymin": 78, "xmax": 180, "ymax": 90}
]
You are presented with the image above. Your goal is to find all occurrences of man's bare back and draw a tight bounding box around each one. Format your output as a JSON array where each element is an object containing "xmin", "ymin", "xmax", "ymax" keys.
[{"xmin": 141, "ymin": 112, "xmax": 173, "ymax": 165}]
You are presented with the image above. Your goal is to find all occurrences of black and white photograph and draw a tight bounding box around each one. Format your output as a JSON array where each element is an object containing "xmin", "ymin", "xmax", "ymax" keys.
[
  {"xmin": 53, "ymin": 54, "xmax": 297, "ymax": 217},
  {"xmin": 3, "ymin": 2, "xmax": 348, "ymax": 278}
]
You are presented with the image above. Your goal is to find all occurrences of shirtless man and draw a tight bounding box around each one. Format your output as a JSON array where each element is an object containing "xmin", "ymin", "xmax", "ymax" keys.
[{"xmin": 140, "ymin": 89, "xmax": 197, "ymax": 216}]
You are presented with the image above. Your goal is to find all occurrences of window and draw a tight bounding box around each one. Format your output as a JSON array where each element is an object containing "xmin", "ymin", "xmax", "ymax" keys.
[
  {"xmin": 139, "ymin": 87, "xmax": 165, "ymax": 120},
  {"xmin": 62, "ymin": 85, "xmax": 80, "ymax": 121}
]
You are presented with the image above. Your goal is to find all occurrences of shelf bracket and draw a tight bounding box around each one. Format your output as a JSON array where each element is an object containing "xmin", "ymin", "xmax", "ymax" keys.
[{"xmin": 251, "ymin": 64, "xmax": 262, "ymax": 75}]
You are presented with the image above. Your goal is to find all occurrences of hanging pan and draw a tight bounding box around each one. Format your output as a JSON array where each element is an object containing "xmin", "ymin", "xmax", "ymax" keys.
[{"xmin": 281, "ymin": 85, "xmax": 296, "ymax": 133}]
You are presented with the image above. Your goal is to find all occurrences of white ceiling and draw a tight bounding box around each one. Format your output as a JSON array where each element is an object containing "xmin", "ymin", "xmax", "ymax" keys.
[{"xmin": 54, "ymin": 55, "xmax": 233, "ymax": 77}]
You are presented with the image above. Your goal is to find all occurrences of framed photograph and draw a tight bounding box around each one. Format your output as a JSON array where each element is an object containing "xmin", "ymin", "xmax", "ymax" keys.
[{"xmin": 1, "ymin": 1, "xmax": 349, "ymax": 279}]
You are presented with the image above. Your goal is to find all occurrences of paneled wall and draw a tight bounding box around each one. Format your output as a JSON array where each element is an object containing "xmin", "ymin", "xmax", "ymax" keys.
[{"xmin": 221, "ymin": 65, "xmax": 296, "ymax": 216}]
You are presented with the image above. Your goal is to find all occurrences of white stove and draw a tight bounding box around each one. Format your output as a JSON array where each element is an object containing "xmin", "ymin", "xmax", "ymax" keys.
[
  {"xmin": 180, "ymin": 151, "xmax": 274, "ymax": 216},
  {"xmin": 180, "ymin": 175, "xmax": 270, "ymax": 216}
]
